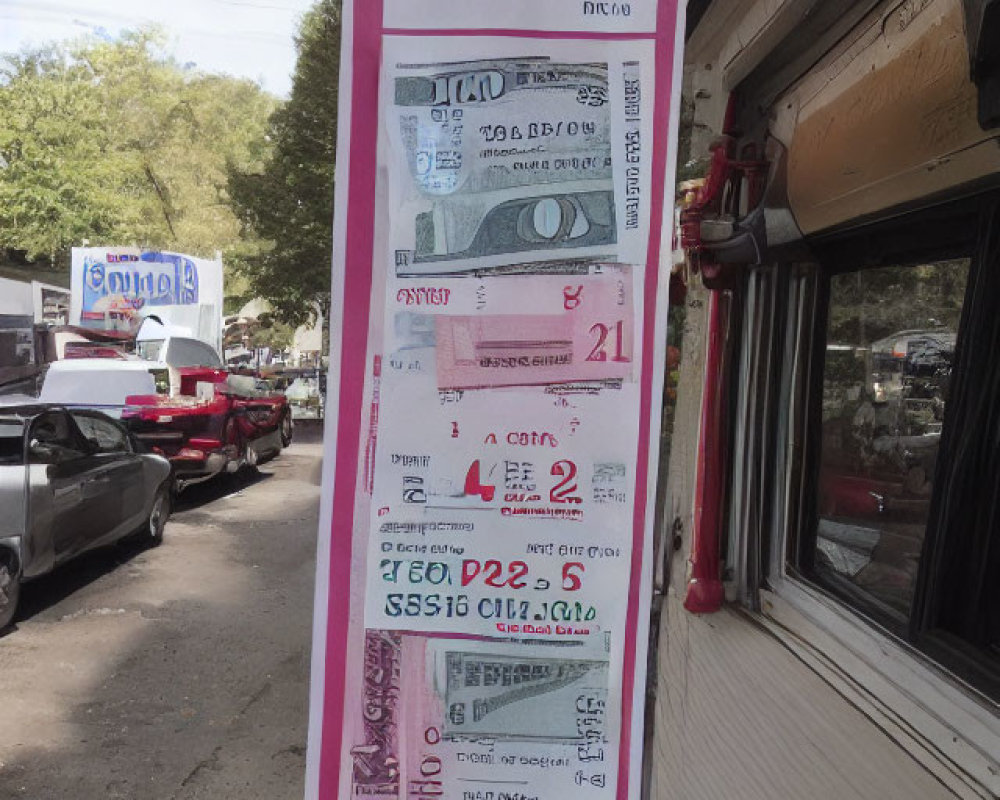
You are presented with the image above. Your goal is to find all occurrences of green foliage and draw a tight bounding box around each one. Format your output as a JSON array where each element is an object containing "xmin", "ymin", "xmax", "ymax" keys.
[
  {"xmin": 828, "ymin": 261, "xmax": 969, "ymax": 346},
  {"xmin": 228, "ymin": 0, "xmax": 341, "ymax": 328},
  {"xmin": 0, "ymin": 29, "xmax": 278, "ymax": 276},
  {"xmin": 249, "ymin": 312, "xmax": 295, "ymax": 351}
]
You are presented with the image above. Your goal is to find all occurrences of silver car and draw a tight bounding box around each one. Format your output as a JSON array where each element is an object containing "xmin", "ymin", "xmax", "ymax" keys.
[{"xmin": 0, "ymin": 405, "xmax": 172, "ymax": 631}]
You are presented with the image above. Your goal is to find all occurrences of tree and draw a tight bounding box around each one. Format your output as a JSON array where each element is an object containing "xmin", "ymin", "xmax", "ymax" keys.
[
  {"xmin": 0, "ymin": 30, "xmax": 278, "ymax": 276},
  {"xmin": 0, "ymin": 44, "xmax": 126, "ymax": 264},
  {"xmin": 827, "ymin": 261, "xmax": 968, "ymax": 345},
  {"xmin": 227, "ymin": 0, "xmax": 341, "ymax": 329},
  {"xmin": 249, "ymin": 313, "xmax": 295, "ymax": 352}
]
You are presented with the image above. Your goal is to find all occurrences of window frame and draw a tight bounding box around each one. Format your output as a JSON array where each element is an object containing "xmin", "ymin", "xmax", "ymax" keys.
[
  {"xmin": 70, "ymin": 411, "xmax": 133, "ymax": 455},
  {"xmin": 799, "ymin": 257, "xmax": 973, "ymax": 639},
  {"xmin": 751, "ymin": 198, "xmax": 1000, "ymax": 793},
  {"xmin": 28, "ymin": 410, "xmax": 90, "ymax": 464},
  {"xmin": 0, "ymin": 419, "xmax": 26, "ymax": 466},
  {"xmin": 792, "ymin": 192, "xmax": 999, "ymax": 701}
]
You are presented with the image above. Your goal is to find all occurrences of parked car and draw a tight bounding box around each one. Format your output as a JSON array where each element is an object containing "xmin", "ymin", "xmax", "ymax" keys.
[
  {"xmin": 284, "ymin": 374, "xmax": 323, "ymax": 419},
  {"xmin": 0, "ymin": 405, "xmax": 172, "ymax": 631},
  {"xmin": 40, "ymin": 358, "xmax": 167, "ymax": 417},
  {"xmin": 0, "ymin": 358, "xmax": 169, "ymax": 419},
  {"xmin": 121, "ymin": 369, "xmax": 293, "ymax": 490}
]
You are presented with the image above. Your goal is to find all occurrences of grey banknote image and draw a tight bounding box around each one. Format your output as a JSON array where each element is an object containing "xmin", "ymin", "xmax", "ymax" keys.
[
  {"xmin": 391, "ymin": 58, "xmax": 617, "ymax": 276},
  {"xmin": 394, "ymin": 58, "xmax": 608, "ymax": 112},
  {"xmin": 441, "ymin": 651, "xmax": 609, "ymax": 742},
  {"xmin": 413, "ymin": 188, "xmax": 617, "ymax": 265}
]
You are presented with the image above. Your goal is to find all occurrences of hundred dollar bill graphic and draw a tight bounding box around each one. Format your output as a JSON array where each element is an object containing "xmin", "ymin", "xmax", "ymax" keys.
[
  {"xmin": 389, "ymin": 58, "xmax": 618, "ymax": 275},
  {"xmin": 350, "ymin": 632, "xmax": 615, "ymax": 798},
  {"xmin": 441, "ymin": 650, "xmax": 609, "ymax": 741}
]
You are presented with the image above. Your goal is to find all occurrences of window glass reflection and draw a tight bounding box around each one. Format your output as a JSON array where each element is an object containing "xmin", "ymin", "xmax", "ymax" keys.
[{"xmin": 816, "ymin": 261, "xmax": 969, "ymax": 619}]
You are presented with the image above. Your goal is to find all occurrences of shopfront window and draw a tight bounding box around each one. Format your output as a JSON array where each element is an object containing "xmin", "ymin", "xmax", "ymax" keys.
[{"xmin": 814, "ymin": 261, "xmax": 969, "ymax": 621}]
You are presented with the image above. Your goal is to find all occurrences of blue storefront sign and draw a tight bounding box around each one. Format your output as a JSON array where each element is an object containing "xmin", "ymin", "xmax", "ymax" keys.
[{"xmin": 82, "ymin": 251, "xmax": 200, "ymax": 316}]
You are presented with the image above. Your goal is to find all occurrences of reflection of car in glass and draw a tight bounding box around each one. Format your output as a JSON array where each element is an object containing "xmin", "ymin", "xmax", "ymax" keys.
[
  {"xmin": 818, "ymin": 322, "xmax": 956, "ymax": 617},
  {"xmin": 0, "ymin": 405, "xmax": 172, "ymax": 630},
  {"xmin": 867, "ymin": 328, "xmax": 956, "ymax": 404},
  {"xmin": 121, "ymin": 369, "xmax": 293, "ymax": 490}
]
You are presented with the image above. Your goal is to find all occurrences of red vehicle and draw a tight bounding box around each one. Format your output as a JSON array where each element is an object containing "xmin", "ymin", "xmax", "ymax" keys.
[{"xmin": 121, "ymin": 368, "xmax": 293, "ymax": 490}]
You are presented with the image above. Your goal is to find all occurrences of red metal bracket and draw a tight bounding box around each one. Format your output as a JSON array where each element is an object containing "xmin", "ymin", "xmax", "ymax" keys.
[
  {"xmin": 684, "ymin": 291, "xmax": 726, "ymax": 614},
  {"xmin": 679, "ymin": 97, "xmax": 768, "ymax": 287}
]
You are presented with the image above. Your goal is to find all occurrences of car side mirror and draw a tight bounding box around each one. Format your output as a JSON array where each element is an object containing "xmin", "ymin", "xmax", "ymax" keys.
[{"xmin": 29, "ymin": 438, "xmax": 59, "ymax": 464}]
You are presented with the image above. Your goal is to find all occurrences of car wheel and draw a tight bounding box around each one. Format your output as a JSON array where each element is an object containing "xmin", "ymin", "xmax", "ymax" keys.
[
  {"xmin": 244, "ymin": 440, "xmax": 259, "ymax": 470},
  {"xmin": 280, "ymin": 411, "xmax": 293, "ymax": 448},
  {"xmin": 0, "ymin": 557, "xmax": 21, "ymax": 632},
  {"xmin": 147, "ymin": 483, "xmax": 171, "ymax": 547},
  {"xmin": 223, "ymin": 416, "xmax": 242, "ymax": 474}
]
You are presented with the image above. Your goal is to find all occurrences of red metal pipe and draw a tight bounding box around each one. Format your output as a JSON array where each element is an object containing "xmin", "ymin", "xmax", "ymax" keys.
[{"xmin": 684, "ymin": 291, "xmax": 726, "ymax": 614}]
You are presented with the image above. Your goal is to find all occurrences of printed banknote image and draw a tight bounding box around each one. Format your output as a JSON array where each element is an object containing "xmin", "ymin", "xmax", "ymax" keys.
[
  {"xmin": 351, "ymin": 631, "xmax": 402, "ymax": 797},
  {"xmin": 413, "ymin": 187, "xmax": 617, "ymax": 265},
  {"xmin": 440, "ymin": 650, "xmax": 609, "ymax": 741},
  {"xmin": 435, "ymin": 312, "xmax": 634, "ymax": 389},
  {"xmin": 390, "ymin": 58, "xmax": 617, "ymax": 276},
  {"xmin": 348, "ymin": 633, "xmax": 614, "ymax": 797},
  {"xmin": 386, "ymin": 267, "xmax": 636, "ymax": 390}
]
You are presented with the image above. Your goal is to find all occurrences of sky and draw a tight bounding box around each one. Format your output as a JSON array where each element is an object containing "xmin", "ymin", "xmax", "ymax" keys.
[{"xmin": 0, "ymin": 0, "xmax": 318, "ymax": 97}]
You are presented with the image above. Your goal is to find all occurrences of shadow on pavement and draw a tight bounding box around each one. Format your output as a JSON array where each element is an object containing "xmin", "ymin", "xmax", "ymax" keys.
[
  {"xmin": 173, "ymin": 466, "xmax": 274, "ymax": 512},
  {"xmin": 7, "ymin": 465, "xmax": 282, "ymax": 631},
  {"xmin": 290, "ymin": 418, "xmax": 324, "ymax": 445},
  {"xmin": 171, "ymin": 420, "xmax": 323, "ymax": 512},
  {"xmin": 10, "ymin": 536, "xmax": 153, "ymax": 630},
  {"xmin": 0, "ymin": 441, "xmax": 319, "ymax": 799}
]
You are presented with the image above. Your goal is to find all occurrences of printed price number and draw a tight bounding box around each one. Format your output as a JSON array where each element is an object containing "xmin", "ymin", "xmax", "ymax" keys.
[
  {"xmin": 465, "ymin": 458, "xmax": 583, "ymax": 505},
  {"xmin": 464, "ymin": 459, "xmax": 495, "ymax": 502},
  {"xmin": 381, "ymin": 559, "xmax": 453, "ymax": 586},
  {"xmin": 586, "ymin": 319, "xmax": 630, "ymax": 363},
  {"xmin": 550, "ymin": 460, "xmax": 581, "ymax": 504},
  {"xmin": 462, "ymin": 559, "xmax": 528, "ymax": 588},
  {"xmin": 461, "ymin": 560, "xmax": 586, "ymax": 591}
]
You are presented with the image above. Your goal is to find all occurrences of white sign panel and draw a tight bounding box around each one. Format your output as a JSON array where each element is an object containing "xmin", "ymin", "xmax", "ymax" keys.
[
  {"xmin": 308, "ymin": 3, "xmax": 684, "ymax": 799},
  {"xmin": 384, "ymin": 0, "xmax": 657, "ymax": 33}
]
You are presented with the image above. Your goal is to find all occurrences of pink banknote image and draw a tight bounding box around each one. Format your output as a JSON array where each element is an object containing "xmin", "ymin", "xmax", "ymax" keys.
[
  {"xmin": 435, "ymin": 312, "xmax": 634, "ymax": 389},
  {"xmin": 350, "ymin": 630, "xmax": 403, "ymax": 798},
  {"xmin": 349, "ymin": 632, "xmax": 612, "ymax": 797}
]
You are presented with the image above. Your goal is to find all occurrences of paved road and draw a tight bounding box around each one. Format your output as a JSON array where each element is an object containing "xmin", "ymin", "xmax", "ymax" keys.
[{"xmin": 0, "ymin": 426, "xmax": 323, "ymax": 800}]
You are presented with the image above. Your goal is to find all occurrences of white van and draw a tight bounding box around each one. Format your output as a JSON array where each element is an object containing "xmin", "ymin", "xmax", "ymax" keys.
[{"xmin": 37, "ymin": 359, "xmax": 166, "ymax": 418}]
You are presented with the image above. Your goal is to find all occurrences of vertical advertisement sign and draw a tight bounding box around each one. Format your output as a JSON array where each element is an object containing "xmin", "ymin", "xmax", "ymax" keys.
[{"xmin": 309, "ymin": 3, "xmax": 683, "ymax": 798}]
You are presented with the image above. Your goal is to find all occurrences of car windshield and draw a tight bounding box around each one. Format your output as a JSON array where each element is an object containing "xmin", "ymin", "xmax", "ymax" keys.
[
  {"xmin": 0, "ymin": 420, "xmax": 24, "ymax": 465},
  {"xmin": 136, "ymin": 339, "xmax": 165, "ymax": 362},
  {"xmin": 225, "ymin": 374, "xmax": 265, "ymax": 398},
  {"xmin": 0, "ymin": 367, "xmax": 47, "ymax": 399}
]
